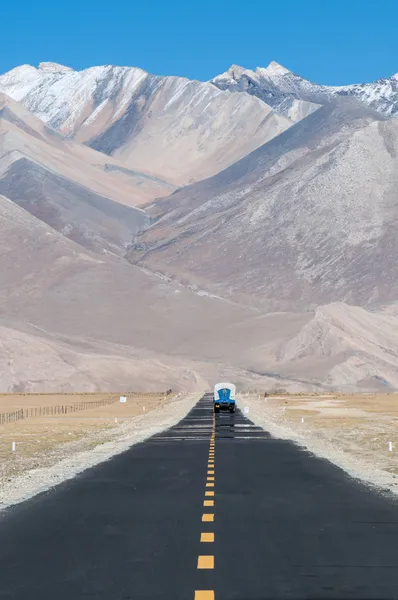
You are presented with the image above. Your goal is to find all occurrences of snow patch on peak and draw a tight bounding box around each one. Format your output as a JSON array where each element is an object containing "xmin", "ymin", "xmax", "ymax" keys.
[
  {"xmin": 212, "ymin": 64, "xmax": 253, "ymax": 84},
  {"xmin": 259, "ymin": 61, "xmax": 291, "ymax": 77},
  {"xmin": 38, "ymin": 62, "xmax": 74, "ymax": 73},
  {"xmin": 228, "ymin": 64, "xmax": 249, "ymax": 78},
  {"xmin": 2, "ymin": 64, "xmax": 38, "ymax": 78},
  {"xmin": 218, "ymin": 61, "xmax": 291, "ymax": 83}
]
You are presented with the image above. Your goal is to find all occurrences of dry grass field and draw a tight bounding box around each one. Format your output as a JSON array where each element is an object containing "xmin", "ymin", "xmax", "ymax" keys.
[
  {"xmin": 0, "ymin": 392, "xmax": 174, "ymax": 485},
  {"xmin": 268, "ymin": 393, "xmax": 398, "ymax": 469},
  {"xmin": 241, "ymin": 392, "xmax": 398, "ymax": 491}
]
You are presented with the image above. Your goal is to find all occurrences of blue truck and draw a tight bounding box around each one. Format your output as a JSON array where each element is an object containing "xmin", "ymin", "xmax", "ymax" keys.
[{"xmin": 213, "ymin": 382, "xmax": 236, "ymax": 413}]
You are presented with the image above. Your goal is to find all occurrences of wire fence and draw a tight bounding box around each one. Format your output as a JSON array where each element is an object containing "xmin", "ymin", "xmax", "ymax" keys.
[{"xmin": 0, "ymin": 390, "xmax": 173, "ymax": 426}]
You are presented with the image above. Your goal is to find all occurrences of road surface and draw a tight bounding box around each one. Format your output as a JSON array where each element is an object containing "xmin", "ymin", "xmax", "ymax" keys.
[{"xmin": 0, "ymin": 393, "xmax": 398, "ymax": 599}]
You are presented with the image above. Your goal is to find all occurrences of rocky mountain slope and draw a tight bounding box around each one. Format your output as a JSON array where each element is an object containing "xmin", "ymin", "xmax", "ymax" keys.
[
  {"xmin": 212, "ymin": 60, "xmax": 398, "ymax": 119},
  {"xmin": 0, "ymin": 62, "xmax": 292, "ymax": 186},
  {"xmin": 0, "ymin": 93, "xmax": 157, "ymax": 254},
  {"xmin": 0, "ymin": 186, "xmax": 312, "ymax": 391},
  {"xmin": 274, "ymin": 302, "xmax": 398, "ymax": 390},
  {"xmin": 128, "ymin": 97, "xmax": 398, "ymax": 310}
]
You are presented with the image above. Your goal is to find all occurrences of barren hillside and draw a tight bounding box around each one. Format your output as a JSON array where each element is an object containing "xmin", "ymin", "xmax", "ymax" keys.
[{"xmin": 128, "ymin": 99, "xmax": 398, "ymax": 309}]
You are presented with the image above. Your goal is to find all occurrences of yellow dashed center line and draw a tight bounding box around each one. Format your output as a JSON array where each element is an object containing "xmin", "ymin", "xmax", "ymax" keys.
[
  {"xmin": 195, "ymin": 591, "xmax": 215, "ymax": 599},
  {"xmin": 198, "ymin": 555, "xmax": 214, "ymax": 569},
  {"xmin": 203, "ymin": 500, "xmax": 214, "ymax": 507},
  {"xmin": 202, "ymin": 513, "xmax": 214, "ymax": 522},
  {"xmin": 195, "ymin": 401, "xmax": 217, "ymax": 599},
  {"xmin": 200, "ymin": 532, "xmax": 214, "ymax": 542}
]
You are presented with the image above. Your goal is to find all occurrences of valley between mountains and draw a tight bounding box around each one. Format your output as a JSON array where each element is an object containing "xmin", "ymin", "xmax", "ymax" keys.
[{"xmin": 1, "ymin": 59, "xmax": 398, "ymax": 392}]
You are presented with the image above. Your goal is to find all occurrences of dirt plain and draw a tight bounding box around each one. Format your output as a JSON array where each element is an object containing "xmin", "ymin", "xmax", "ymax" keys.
[
  {"xmin": 0, "ymin": 392, "xmax": 173, "ymax": 487},
  {"xmin": 240, "ymin": 392, "xmax": 398, "ymax": 493}
]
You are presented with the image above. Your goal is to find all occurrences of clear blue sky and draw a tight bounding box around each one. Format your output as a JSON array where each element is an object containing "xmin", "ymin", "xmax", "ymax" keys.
[{"xmin": 1, "ymin": 0, "xmax": 397, "ymax": 85}]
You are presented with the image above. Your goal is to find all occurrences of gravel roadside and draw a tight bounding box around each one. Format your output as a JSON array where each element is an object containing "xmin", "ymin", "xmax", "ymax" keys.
[
  {"xmin": 0, "ymin": 392, "xmax": 202, "ymax": 510},
  {"xmin": 237, "ymin": 394, "xmax": 398, "ymax": 496}
]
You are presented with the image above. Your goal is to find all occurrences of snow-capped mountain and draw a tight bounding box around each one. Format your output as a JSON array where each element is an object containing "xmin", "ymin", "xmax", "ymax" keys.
[
  {"xmin": 2, "ymin": 59, "xmax": 398, "ymax": 391},
  {"xmin": 212, "ymin": 61, "xmax": 398, "ymax": 119},
  {"xmin": 0, "ymin": 62, "xmax": 292, "ymax": 186}
]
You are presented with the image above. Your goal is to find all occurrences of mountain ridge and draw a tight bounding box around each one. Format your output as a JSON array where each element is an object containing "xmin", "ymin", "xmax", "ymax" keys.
[
  {"xmin": 0, "ymin": 62, "xmax": 292, "ymax": 186},
  {"xmin": 212, "ymin": 60, "xmax": 398, "ymax": 118}
]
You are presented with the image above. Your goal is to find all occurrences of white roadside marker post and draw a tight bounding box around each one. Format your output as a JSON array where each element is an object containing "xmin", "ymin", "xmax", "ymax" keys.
[
  {"xmin": 389, "ymin": 441, "xmax": 393, "ymax": 452},
  {"xmin": 301, "ymin": 417, "xmax": 304, "ymax": 423},
  {"xmin": 12, "ymin": 442, "xmax": 16, "ymax": 452}
]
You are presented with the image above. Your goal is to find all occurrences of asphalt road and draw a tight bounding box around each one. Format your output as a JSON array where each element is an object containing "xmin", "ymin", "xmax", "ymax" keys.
[{"xmin": 0, "ymin": 393, "xmax": 398, "ymax": 599}]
